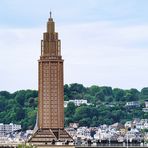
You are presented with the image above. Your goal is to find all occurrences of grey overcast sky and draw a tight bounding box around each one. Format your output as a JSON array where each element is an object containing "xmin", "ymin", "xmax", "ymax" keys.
[{"xmin": 0, "ymin": 0, "xmax": 148, "ymax": 92}]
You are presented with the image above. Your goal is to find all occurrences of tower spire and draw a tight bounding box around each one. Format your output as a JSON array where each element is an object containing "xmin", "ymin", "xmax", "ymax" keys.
[
  {"xmin": 50, "ymin": 11, "xmax": 52, "ymax": 19},
  {"xmin": 48, "ymin": 11, "xmax": 53, "ymax": 21}
]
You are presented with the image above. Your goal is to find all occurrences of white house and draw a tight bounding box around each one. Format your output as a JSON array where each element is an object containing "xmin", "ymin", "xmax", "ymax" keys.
[
  {"xmin": 142, "ymin": 100, "xmax": 148, "ymax": 112},
  {"xmin": 144, "ymin": 122, "xmax": 148, "ymax": 129},
  {"xmin": 64, "ymin": 99, "xmax": 90, "ymax": 107},
  {"xmin": 125, "ymin": 101, "xmax": 140, "ymax": 108},
  {"xmin": 145, "ymin": 100, "xmax": 148, "ymax": 108},
  {"xmin": 125, "ymin": 121, "xmax": 132, "ymax": 128},
  {"xmin": 142, "ymin": 108, "xmax": 148, "ymax": 112}
]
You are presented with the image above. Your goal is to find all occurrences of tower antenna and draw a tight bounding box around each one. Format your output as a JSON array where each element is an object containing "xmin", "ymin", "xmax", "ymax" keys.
[{"xmin": 50, "ymin": 11, "xmax": 52, "ymax": 18}]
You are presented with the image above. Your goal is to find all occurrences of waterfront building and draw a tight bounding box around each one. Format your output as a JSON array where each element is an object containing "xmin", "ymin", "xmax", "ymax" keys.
[
  {"xmin": 69, "ymin": 123, "xmax": 79, "ymax": 129},
  {"xmin": 124, "ymin": 121, "xmax": 132, "ymax": 128},
  {"xmin": 0, "ymin": 123, "xmax": 21, "ymax": 136}
]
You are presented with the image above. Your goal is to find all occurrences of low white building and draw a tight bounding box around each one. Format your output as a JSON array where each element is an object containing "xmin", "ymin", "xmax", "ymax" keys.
[
  {"xmin": 64, "ymin": 99, "xmax": 90, "ymax": 107},
  {"xmin": 125, "ymin": 121, "xmax": 132, "ymax": 128},
  {"xmin": 144, "ymin": 122, "xmax": 148, "ymax": 129},
  {"xmin": 143, "ymin": 100, "xmax": 148, "ymax": 112},
  {"xmin": 0, "ymin": 123, "xmax": 21, "ymax": 136},
  {"xmin": 136, "ymin": 122, "xmax": 144, "ymax": 130},
  {"xmin": 142, "ymin": 108, "xmax": 148, "ymax": 112},
  {"xmin": 0, "ymin": 124, "xmax": 5, "ymax": 136},
  {"xmin": 125, "ymin": 101, "xmax": 140, "ymax": 108},
  {"xmin": 76, "ymin": 127, "xmax": 92, "ymax": 140},
  {"xmin": 145, "ymin": 100, "xmax": 148, "ymax": 108}
]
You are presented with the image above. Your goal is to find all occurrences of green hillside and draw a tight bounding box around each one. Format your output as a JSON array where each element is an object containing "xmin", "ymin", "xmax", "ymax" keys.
[{"xmin": 0, "ymin": 83, "xmax": 148, "ymax": 130}]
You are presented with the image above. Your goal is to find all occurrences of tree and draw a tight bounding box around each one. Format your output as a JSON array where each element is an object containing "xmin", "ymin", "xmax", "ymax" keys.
[
  {"xmin": 69, "ymin": 83, "xmax": 86, "ymax": 94},
  {"xmin": 88, "ymin": 85, "xmax": 100, "ymax": 96},
  {"xmin": 111, "ymin": 110, "xmax": 124, "ymax": 122},
  {"xmin": 68, "ymin": 83, "xmax": 86, "ymax": 100},
  {"xmin": 74, "ymin": 106, "xmax": 99, "ymax": 126},
  {"xmin": 65, "ymin": 102, "xmax": 76, "ymax": 117},
  {"xmin": 0, "ymin": 91, "xmax": 11, "ymax": 99},
  {"xmin": 91, "ymin": 116, "xmax": 99, "ymax": 127},
  {"xmin": 15, "ymin": 107, "xmax": 25, "ymax": 121},
  {"xmin": 79, "ymin": 118, "xmax": 91, "ymax": 127},
  {"xmin": 143, "ymin": 113, "xmax": 148, "ymax": 119},
  {"xmin": 28, "ymin": 97, "xmax": 36, "ymax": 109},
  {"xmin": 84, "ymin": 94, "xmax": 95, "ymax": 103},
  {"xmin": 0, "ymin": 97, "xmax": 6, "ymax": 111},
  {"xmin": 74, "ymin": 106, "xmax": 91, "ymax": 120},
  {"xmin": 129, "ymin": 88, "xmax": 139, "ymax": 101},
  {"xmin": 64, "ymin": 95, "xmax": 69, "ymax": 101},
  {"xmin": 125, "ymin": 89, "xmax": 139, "ymax": 101},
  {"xmin": 15, "ymin": 91, "xmax": 26, "ymax": 106},
  {"xmin": 101, "ymin": 86, "xmax": 113, "ymax": 96},
  {"xmin": 25, "ymin": 90, "xmax": 38, "ymax": 100},
  {"xmin": 64, "ymin": 84, "xmax": 70, "ymax": 99},
  {"xmin": 141, "ymin": 87, "xmax": 148, "ymax": 95},
  {"xmin": 113, "ymin": 88, "xmax": 125, "ymax": 102},
  {"xmin": 105, "ymin": 96, "xmax": 113, "ymax": 102},
  {"xmin": 0, "ymin": 84, "xmax": 146, "ymax": 130},
  {"xmin": 64, "ymin": 117, "xmax": 74, "ymax": 127},
  {"xmin": 95, "ymin": 91, "xmax": 105, "ymax": 102}
]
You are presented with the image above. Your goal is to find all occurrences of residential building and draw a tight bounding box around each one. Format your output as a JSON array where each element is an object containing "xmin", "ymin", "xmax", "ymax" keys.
[
  {"xmin": 125, "ymin": 121, "xmax": 132, "ymax": 128},
  {"xmin": 142, "ymin": 100, "xmax": 148, "ymax": 112},
  {"xmin": 69, "ymin": 123, "xmax": 79, "ymax": 129},
  {"xmin": 125, "ymin": 101, "xmax": 140, "ymax": 108},
  {"xmin": 64, "ymin": 99, "xmax": 90, "ymax": 107},
  {"xmin": 145, "ymin": 100, "xmax": 148, "ymax": 108},
  {"xmin": 142, "ymin": 108, "xmax": 148, "ymax": 112},
  {"xmin": 0, "ymin": 123, "xmax": 21, "ymax": 136}
]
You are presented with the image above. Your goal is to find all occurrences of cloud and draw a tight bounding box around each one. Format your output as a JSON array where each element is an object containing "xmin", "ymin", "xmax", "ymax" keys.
[
  {"xmin": 59, "ymin": 21, "xmax": 148, "ymax": 89},
  {"xmin": 60, "ymin": 21, "xmax": 148, "ymax": 59},
  {"xmin": 0, "ymin": 28, "xmax": 42, "ymax": 92},
  {"xmin": 0, "ymin": 21, "xmax": 148, "ymax": 92}
]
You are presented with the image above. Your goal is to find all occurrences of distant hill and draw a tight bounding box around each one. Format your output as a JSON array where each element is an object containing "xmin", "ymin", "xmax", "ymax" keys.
[{"xmin": 0, "ymin": 83, "xmax": 148, "ymax": 130}]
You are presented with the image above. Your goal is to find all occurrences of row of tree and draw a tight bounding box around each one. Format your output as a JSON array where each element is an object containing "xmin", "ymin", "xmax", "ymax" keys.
[
  {"xmin": 0, "ymin": 83, "xmax": 148, "ymax": 130},
  {"xmin": 64, "ymin": 84, "xmax": 148, "ymax": 103},
  {"xmin": 0, "ymin": 90, "xmax": 38, "ymax": 130},
  {"xmin": 64, "ymin": 84, "xmax": 148, "ymax": 126}
]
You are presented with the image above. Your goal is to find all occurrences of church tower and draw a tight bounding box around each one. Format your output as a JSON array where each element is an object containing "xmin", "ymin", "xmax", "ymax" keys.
[{"xmin": 28, "ymin": 13, "xmax": 73, "ymax": 146}]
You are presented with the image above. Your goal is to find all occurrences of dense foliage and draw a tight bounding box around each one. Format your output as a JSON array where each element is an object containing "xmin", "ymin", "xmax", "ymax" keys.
[
  {"xmin": 0, "ymin": 90, "xmax": 38, "ymax": 130},
  {"xmin": 0, "ymin": 83, "xmax": 148, "ymax": 130}
]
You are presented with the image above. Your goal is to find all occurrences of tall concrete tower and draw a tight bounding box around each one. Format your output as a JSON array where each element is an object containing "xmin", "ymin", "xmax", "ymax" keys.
[
  {"xmin": 29, "ymin": 13, "xmax": 73, "ymax": 146},
  {"xmin": 38, "ymin": 12, "xmax": 64, "ymax": 130}
]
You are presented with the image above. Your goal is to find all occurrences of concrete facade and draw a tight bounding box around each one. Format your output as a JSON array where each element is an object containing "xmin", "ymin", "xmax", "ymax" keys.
[
  {"xmin": 28, "ymin": 13, "xmax": 73, "ymax": 145},
  {"xmin": 38, "ymin": 14, "xmax": 64, "ymax": 129},
  {"xmin": 0, "ymin": 123, "xmax": 21, "ymax": 136}
]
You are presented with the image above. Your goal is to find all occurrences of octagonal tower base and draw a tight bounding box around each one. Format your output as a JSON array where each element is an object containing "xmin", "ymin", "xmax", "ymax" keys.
[{"xmin": 28, "ymin": 128, "xmax": 74, "ymax": 147}]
